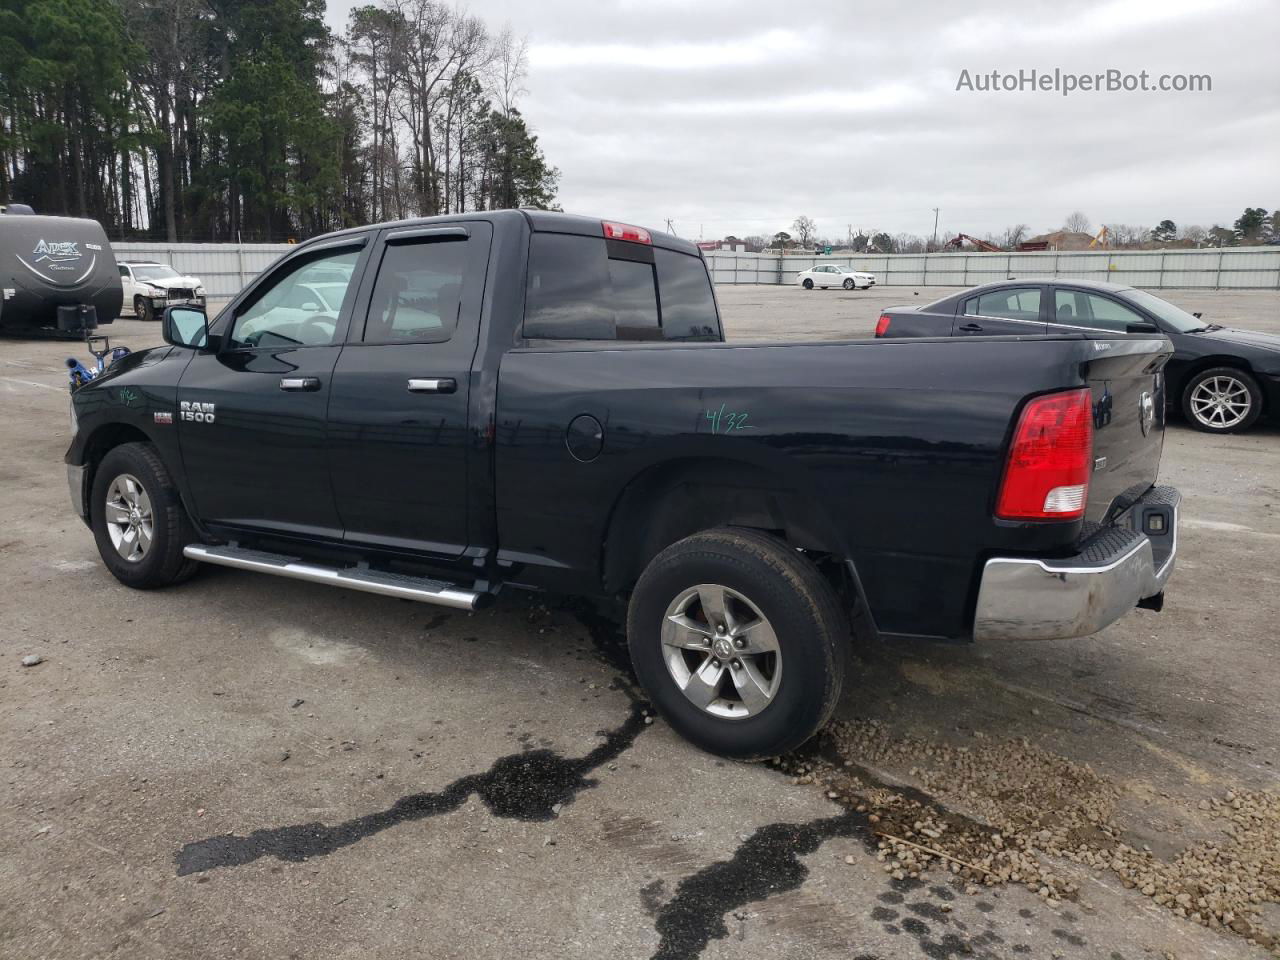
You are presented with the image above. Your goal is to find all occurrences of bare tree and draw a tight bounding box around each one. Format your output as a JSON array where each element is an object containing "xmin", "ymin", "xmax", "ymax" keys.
[
  {"xmin": 1002, "ymin": 223, "xmax": 1029, "ymax": 248},
  {"xmin": 1180, "ymin": 224, "xmax": 1207, "ymax": 245},
  {"xmin": 490, "ymin": 25, "xmax": 529, "ymax": 115},
  {"xmin": 791, "ymin": 215, "xmax": 817, "ymax": 248},
  {"xmin": 1104, "ymin": 223, "xmax": 1147, "ymax": 248},
  {"xmin": 1063, "ymin": 211, "xmax": 1092, "ymax": 233}
]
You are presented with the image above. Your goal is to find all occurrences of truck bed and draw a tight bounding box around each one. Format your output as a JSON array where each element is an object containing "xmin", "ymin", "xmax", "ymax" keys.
[{"xmin": 494, "ymin": 333, "xmax": 1171, "ymax": 640}]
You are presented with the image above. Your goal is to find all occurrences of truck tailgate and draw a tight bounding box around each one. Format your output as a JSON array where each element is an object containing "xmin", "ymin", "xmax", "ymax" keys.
[{"xmin": 1080, "ymin": 337, "xmax": 1171, "ymax": 523}]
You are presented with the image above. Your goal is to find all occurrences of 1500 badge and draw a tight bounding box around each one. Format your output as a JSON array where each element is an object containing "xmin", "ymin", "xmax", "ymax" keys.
[{"xmin": 180, "ymin": 400, "xmax": 216, "ymax": 424}]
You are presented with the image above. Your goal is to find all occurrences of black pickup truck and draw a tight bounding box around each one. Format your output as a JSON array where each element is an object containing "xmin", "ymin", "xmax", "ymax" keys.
[{"xmin": 65, "ymin": 210, "xmax": 1181, "ymax": 758}]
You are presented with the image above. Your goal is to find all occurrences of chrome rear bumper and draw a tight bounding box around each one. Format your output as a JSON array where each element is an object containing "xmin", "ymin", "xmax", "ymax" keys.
[{"xmin": 973, "ymin": 485, "xmax": 1180, "ymax": 641}]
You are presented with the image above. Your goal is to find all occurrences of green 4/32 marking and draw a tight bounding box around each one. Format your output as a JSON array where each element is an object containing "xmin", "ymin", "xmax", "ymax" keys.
[{"xmin": 704, "ymin": 403, "xmax": 756, "ymax": 434}]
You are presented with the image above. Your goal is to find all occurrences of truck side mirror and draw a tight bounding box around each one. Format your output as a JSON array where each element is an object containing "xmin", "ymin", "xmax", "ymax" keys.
[{"xmin": 163, "ymin": 305, "xmax": 208, "ymax": 349}]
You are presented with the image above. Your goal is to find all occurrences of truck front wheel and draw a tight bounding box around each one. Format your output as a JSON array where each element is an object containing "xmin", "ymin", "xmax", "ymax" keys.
[
  {"xmin": 91, "ymin": 442, "xmax": 199, "ymax": 589},
  {"xmin": 627, "ymin": 527, "xmax": 849, "ymax": 760}
]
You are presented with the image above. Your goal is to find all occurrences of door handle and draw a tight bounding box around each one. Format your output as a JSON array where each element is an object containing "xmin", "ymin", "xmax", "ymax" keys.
[
  {"xmin": 279, "ymin": 376, "xmax": 321, "ymax": 391},
  {"xmin": 407, "ymin": 378, "xmax": 457, "ymax": 394},
  {"xmin": 958, "ymin": 322, "xmax": 984, "ymax": 333}
]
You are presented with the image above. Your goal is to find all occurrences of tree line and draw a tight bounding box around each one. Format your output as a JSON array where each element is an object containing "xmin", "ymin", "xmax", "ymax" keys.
[
  {"xmin": 0, "ymin": 0, "xmax": 559, "ymax": 242},
  {"xmin": 723, "ymin": 207, "xmax": 1280, "ymax": 255}
]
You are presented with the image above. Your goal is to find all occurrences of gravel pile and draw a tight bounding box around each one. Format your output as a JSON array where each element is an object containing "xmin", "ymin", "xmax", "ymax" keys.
[{"xmin": 773, "ymin": 718, "xmax": 1280, "ymax": 954}]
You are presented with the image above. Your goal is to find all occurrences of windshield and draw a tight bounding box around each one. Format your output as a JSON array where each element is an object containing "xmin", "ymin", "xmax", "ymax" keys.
[
  {"xmin": 1120, "ymin": 288, "xmax": 1206, "ymax": 333},
  {"xmin": 133, "ymin": 264, "xmax": 181, "ymax": 281}
]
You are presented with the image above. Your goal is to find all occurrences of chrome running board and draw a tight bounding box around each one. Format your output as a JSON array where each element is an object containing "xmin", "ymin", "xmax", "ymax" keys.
[{"xmin": 183, "ymin": 543, "xmax": 486, "ymax": 611}]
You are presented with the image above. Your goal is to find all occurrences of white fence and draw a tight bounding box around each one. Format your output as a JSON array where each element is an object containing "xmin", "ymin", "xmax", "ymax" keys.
[
  {"xmin": 108, "ymin": 241, "xmax": 1280, "ymax": 297},
  {"xmin": 706, "ymin": 246, "xmax": 1280, "ymax": 290},
  {"xmin": 110, "ymin": 242, "xmax": 293, "ymax": 299}
]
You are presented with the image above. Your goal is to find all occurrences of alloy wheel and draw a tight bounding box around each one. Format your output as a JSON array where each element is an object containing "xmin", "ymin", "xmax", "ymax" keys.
[
  {"xmin": 104, "ymin": 473, "xmax": 154, "ymax": 562},
  {"xmin": 660, "ymin": 584, "xmax": 782, "ymax": 719},
  {"xmin": 1189, "ymin": 375, "xmax": 1251, "ymax": 429}
]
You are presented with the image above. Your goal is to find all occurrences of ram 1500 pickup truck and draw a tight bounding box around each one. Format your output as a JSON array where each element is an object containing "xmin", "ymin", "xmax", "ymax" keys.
[{"xmin": 65, "ymin": 210, "xmax": 1181, "ymax": 759}]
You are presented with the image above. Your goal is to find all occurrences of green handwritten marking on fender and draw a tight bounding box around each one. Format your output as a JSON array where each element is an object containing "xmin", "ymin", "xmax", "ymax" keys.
[
  {"xmin": 704, "ymin": 403, "xmax": 756, "ymax": 434},
  {"xmin": 119, "ymin": 388, "xmax": 139, "ymax": 407}
]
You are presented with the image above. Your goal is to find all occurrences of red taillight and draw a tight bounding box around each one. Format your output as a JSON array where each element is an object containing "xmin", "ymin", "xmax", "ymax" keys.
[
  {"xmin": 875, "ymin": 314, "xmax": 892, "ymax": 337},
  {"xmin": 602, "ymin": 220, "xmax": 652, "ymax": 244},
  {"xmin": 995, "ymin": 388, "xmax": 1094, "ymax": 521}
]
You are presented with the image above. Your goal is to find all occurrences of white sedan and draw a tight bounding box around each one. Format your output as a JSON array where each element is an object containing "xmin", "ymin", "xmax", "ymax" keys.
[{"xmin": 796, "ymin": 264, "xmax": 876, "ymax": 290}]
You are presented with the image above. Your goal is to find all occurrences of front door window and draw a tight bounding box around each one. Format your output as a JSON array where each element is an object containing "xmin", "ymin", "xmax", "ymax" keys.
[{"xmin": 230, "ymin": 249, "xmax": 361, "ymax": 348}]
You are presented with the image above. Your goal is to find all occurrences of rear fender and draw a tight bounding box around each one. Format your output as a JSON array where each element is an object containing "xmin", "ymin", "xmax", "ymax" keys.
[{"xmin": 600, "ymin": 456, "xmax": 846, "ymax": 594}]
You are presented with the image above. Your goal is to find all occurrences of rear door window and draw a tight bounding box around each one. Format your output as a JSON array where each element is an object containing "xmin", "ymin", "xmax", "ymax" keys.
[
  {"xmin": 524, "ymin": 233, "xmax": 720, "ymax": 342},
  {"xmin": 362, "ymin": 234, "xmax": 480, "ymax": 344},
  {"xmin": 965, "ymin": 287, "xmax": 1042, "ymax": 323}
]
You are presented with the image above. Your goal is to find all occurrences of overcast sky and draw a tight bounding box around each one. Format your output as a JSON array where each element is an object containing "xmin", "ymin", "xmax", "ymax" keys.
[{"xmin": 325, "ymin": 0, "xmax": 1279, "ymax": 242}]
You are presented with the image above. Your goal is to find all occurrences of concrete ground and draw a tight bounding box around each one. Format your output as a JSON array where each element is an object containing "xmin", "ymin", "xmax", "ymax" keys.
[{"xmin": 2, "ymin": 286, "xmax": 1278, "ymax": 960}]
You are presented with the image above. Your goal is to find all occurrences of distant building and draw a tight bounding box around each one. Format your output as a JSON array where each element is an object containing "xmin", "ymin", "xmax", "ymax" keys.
[{"xmin": 1024, "ymin": 230, "xmax": 1098, "ymax": 251}]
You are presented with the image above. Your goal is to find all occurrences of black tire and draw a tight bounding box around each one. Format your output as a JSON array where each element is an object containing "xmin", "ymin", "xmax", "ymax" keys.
[
  {"xmin": 91, "ymin": 442, "xmax": 199, "ymax": 589},
  {"xmin": 843, "ymin": 278, "xmax": 854, "ymax": 290},
  {"xmin": 135, "ymin": 296, "xmax": 154, "ymax": 322},
  {"xmin": 1180, "ymin": 366, "xmax": 1262, "ymax": 434},
  {"xmin": 802, "ymin": 278, "xmax": 814, "ymax": 289},
  {"xmin": 627, "ymin": 527, "xmax": 849, "ymax": 760}
]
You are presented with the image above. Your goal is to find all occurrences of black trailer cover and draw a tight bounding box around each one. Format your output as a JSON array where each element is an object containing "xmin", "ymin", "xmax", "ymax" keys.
[{"xmin": 0, "ymin": 215, "xmax": 122, "ymax": 332}]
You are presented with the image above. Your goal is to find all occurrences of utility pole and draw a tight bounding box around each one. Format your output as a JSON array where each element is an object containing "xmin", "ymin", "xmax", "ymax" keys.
[
  {"xmin": 665, "ymin": 218, "xmax": 675, "ymax": 236},
  {"xmin": 931, "ymin": 208, "xmax": 940, "ymax": 252}
]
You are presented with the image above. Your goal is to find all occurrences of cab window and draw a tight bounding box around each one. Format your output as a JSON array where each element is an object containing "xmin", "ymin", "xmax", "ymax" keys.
[
  {"xmin": 230, "ymin": 248, "xmax": 361, "ymax": 349},
  {"xmin": 524, "ymin": 233, "xmax": 720, "ymax": 342}
]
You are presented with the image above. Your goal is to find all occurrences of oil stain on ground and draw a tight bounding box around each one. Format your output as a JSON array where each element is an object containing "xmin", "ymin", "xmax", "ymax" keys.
[
  {"xmin": 175, "ymin": 700, "xmax": 649, "ymax": 876},
  {"xmin": 648, "ymin": 810, "xmax": 865, "ymax": 959}
]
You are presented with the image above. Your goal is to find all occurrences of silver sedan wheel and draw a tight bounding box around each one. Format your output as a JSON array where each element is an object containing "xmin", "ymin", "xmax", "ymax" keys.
[
  {"xmin": 660, "ymin": 583, "xmax": 782, "ymax": 720},
  {"xmin": 1189, "ymin": 375, "xmax": 1251, "ymax": 429},
  {"xmin": 104, "ymin": 473, "xmax": 154, "ymax": 562}
]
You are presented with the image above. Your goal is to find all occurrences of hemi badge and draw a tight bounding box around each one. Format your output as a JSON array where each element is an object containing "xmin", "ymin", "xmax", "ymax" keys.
[
  {"xmin": 154, "ymin": 411, "xmax": 174, "ymax": 425},
  {"xmin": 1093, "ymin": 456, "xmax": 1107, "ymax": 472}
]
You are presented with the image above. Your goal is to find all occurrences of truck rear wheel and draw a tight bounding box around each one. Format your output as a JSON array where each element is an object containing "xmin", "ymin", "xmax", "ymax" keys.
[
  {"xmin": 627, "ymin": 527, "xmax": 848, "ymax": 760},
  {"xmin": 91, "ymin": 442, "xmax": 199, "ymax": 589}
]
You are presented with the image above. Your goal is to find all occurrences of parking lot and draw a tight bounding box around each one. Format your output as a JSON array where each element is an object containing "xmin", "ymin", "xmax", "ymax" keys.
[{"xmin": 2, "ymin": 285, "xmax": 1278, "ymax": 960}]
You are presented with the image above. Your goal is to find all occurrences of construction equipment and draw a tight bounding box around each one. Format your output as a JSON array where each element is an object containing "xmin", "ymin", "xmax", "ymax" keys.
[
  {"xmin": 945, "ymin": 233, "xmax": 1002, "ymax": 252},
  {"xmin": 1088, "ymin": 226, "xmax": 1111, "ymax": 248}
]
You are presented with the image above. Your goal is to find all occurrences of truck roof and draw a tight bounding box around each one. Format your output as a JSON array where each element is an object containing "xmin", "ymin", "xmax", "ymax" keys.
[{"xmin": 295, "ymin": 208, "xmax": 701, "ymax": 258}]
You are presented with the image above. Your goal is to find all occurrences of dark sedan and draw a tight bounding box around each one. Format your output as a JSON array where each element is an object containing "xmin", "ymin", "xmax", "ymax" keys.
[{"xmin": 875, "ymin": 278, "xmax": 1280, "ymax": 433}]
